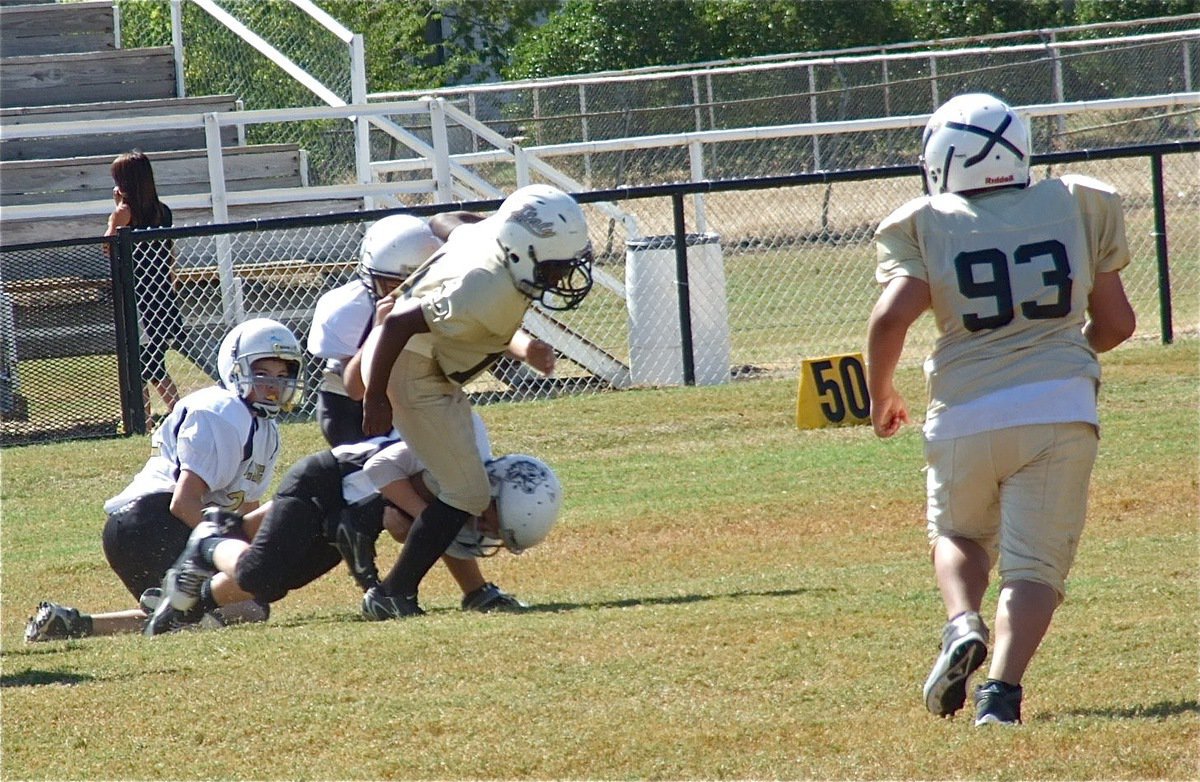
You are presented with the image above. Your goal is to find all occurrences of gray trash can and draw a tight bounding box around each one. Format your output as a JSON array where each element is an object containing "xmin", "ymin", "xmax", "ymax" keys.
[{"xmin": 625, "ymin": 232, "xmax": 731, "ymax": 386}]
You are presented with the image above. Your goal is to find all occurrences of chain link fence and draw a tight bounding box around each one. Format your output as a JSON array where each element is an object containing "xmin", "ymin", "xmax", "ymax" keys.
[
  {"xmin": 117, "ymin": 0, "xmax": 360, "ymax": 187},
  {"xmin": 115, "ymin": 6, "xmax": 1197, "ymax": 197},
  {"xmin": 375, "ymin": 20, "xmax": 1199, "ymax": 189},
  {"xmin": 2, "ymin": 143, "xmax": 1194, "ymax": 446}
]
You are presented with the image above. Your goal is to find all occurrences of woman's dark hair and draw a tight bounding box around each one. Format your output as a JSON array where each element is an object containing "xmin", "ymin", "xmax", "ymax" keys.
[{"xmin": 111, "ymin": 151, "xmax": 166, "ymax": 228}]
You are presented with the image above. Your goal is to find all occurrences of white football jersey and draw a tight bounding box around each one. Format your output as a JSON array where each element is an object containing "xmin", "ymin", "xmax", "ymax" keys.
[
  {"xmin": 393, "ymin": 220, "xmax": 531, "ymax": 386},
  {"xmin": 308, "ymin": 280, "xmax": 375, "ymax": 396},
  {"xmin": 104, "ymin": 386, "xmax": 281, "ymax": 513},
  {"xmin": 875, "ymin": 174, "xmax": 1130, "ymax": 425}
]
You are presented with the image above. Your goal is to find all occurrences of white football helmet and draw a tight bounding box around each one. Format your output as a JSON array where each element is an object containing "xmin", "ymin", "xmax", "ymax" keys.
[
  {"xmin": 493, "ymin": 184, "xmax": 594, "ymax": 311},
  {"xmin": 920, "ymin": 93, "xmax": 1031, "ymax": 196},
  {"xmin": 217, "ymin": 318, "xmax": 303, "ymax": 418},
  {"xmin": 358, "ymin": 214, "xmax": 443, "ymax": 299},
  {"xmin": 456, "ymin": 454, "xmax": 563, "ymax": 557}
]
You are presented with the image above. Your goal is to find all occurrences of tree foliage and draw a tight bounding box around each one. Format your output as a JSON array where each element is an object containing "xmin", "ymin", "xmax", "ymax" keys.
[
  {"xmin": 119, "ymin": 0, "xmax": 1198, "ymax": 92},
  {"xmin": 506, "ymin": 0, "xmax": 1197, "ymax": 80},
  {"xmin": 321, "ymin": 0, "xmax": 556, "ymax": 92}
]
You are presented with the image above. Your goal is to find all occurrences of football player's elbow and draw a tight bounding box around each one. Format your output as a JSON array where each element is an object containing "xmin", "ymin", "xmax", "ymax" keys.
[{"xmin": 1087, "ymin": 310, "xmax": 1136, "ymax": 352}]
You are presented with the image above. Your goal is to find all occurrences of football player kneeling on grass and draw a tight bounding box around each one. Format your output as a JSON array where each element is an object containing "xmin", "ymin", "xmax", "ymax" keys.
[
  {"xmin": 24, "ymin": 319, "xmax": 302, "ymax": 643},
  {"xmin": 143, "ymin": 423, "xmax": 562, "ymax": 635}
]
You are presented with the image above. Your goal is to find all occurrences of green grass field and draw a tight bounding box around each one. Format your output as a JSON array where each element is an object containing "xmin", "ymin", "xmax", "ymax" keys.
[{"xmin": 1, "ymin": 341, "xmax": 1197, "ymax": 779}]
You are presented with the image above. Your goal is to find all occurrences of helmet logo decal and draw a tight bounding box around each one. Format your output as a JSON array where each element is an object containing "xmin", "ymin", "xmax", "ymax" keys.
[
  {"xmin": 504, "ymin": 459, "xmax": 550, "ymax": 494},
  {"xmin": 509, "ymin": 204, "xmax": 557, "ymax": 239},
  {"xmin": 946, "ymin": 116, "xmax": 1025, "ymax": 167}
]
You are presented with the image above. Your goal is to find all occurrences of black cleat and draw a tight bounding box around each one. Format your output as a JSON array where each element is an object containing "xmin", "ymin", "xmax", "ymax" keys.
[
  {"xmin": 334, "ymin": 510, "xmax": 381, "ymax": 591},
  {"xmin": 461, "ymin": 582, "xmax": 528, "ymax": 613},
  {"xmin": 24, "ymin": 602, "xmax": 88, "ymax": 643},
  {"xmin": 361, "ymin": 586, "xmax": 424, "ymax": 620},
  {"xmin": 974, "ymin": 679, "xmax": 1023, "ymax": 725}
]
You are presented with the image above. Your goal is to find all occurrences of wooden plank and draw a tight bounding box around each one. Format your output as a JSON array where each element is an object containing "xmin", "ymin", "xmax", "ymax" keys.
[
  {"xmin": 0, "ymin": 48, "xmax": 176, "ymax": 108},
  {"xmin": 0, "ymin": 95, "xmax": 239, "ymax": 124},
  {"xmin": 0, "ymin": 145, "xmax": 304, "ymax": 205},
  {"xmin": 174, "ymin": 259, "xmax": 354, "ymax": 286},
  {"xmin": 0, "ymin": 1, "xmax": 116, "ymax": 56},
  {"xmin": 0, "ymin": 96, "xmax": 241, "ymax": 161}
]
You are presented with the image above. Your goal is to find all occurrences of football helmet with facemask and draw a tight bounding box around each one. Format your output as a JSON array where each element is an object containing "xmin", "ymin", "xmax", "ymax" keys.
[
  {"xmin": 456, "ymin": 454, "xmax": 562, "ymax": 557},
  {"xmin": 493, "ymin": 184, "xmax": 594, "ymax": 311},
  {"xmin": 920, "ymin": 93, "xmax": 1031, "ymax": 196},
  {"xmin": 358, "ymin": 214, "xmax": 444, "ymax": 299},
  {"xmin": 217, "ymin": 318, "xmax": 303, "ymax": 418}
]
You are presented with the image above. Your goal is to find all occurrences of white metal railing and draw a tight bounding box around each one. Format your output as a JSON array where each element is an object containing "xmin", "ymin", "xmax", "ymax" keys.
[
  {"xmin": 5, "ymin": 93, "xmax": 1196, "ymax": 225},
  {"xmin": 174, "ymin": 0, "xmax": 373, "ymax": 199}
]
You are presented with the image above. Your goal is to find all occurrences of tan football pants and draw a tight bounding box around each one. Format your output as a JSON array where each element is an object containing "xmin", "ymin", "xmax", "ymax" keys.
[
  {"xmin": 924, "ymin": 421, "xmax": 1099, "ymax": 600},
  {"xmin": 384, "ymin": 349, "xmax": 491, "ymax": 515}
]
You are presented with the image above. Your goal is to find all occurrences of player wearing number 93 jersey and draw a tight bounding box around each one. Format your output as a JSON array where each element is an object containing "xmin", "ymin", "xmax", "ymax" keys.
[{"xmin": 866, "ymin": 93, "xmax": 1135, "ymax": 727}]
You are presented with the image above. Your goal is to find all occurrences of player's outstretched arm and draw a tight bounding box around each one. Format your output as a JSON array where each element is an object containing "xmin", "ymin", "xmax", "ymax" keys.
[{"xmin": 866, "ymin": 276, "xmax": 930, "ymax": 439}]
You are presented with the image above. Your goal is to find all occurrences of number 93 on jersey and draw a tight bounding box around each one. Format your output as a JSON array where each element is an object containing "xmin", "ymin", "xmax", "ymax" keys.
[{"xmin": 795, "ymin": 353, "xmax": 871, "ymax": 430}]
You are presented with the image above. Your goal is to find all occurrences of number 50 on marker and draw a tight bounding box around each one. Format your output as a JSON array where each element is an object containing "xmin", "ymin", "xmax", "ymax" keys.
[{"xmin": 795, "ymin": 353, "xmax": 871, "ymax": 429}]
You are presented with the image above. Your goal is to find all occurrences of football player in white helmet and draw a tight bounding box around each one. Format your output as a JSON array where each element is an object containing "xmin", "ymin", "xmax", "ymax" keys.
[
  {"xmin": 866, "ymin": 92, "xmax": 1136, "ymax": 726},
  {"xmin": 25, "ymin": 319, "xmax": 303, "ymax": 642},
  {"xmin": 492, "ymin": 183, "xmax": 594, "ymax": 311},
  {"xmin": 918, "ymin": 92, "xmax": 1032, "ymax": 196},
  {"xmin": 308, "ymin": 213, "xmax": 447, "ymax": 446},
  {"xmin": 452, "ymin": 454, "xmax": 562, "ymax": 558},
  {"xmin": 357, "ymin": 183, "xmax": 592, "ymax": 619},
  {"xmin": 145, "ymin": 418, "xmax": 560, "ymax": 633}
]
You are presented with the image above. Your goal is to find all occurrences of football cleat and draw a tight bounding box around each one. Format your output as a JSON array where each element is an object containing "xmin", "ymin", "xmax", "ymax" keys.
[
  {"xmin": 24, "ymin": 601, "xmax": 88, "ymax": 643},
  {"xmin": 974, "ymin": 679, "xmax": 1023, "ymax": 726},
  {"xmin": 201, "ymin": 507, "xmax": 245, "ymax": 536},
  {"xmin": 333, "ymin": 510, "xmax": 381, "ymax": 592},
  {"xmin": 461, "ymin": 582, "xmax": 528, "ymax": 613},
  {"xmin": 164, "ymin": 520, "xmax": 221, "ymax": 612},
  {"xmin": 923, "ymin": 611, "xmax": 989, "ymax": 717},
  {"xmin": 142, "ymin": 601, "xmax": 203, "ymax": 637},
  {"xmin": 138, "ymin": 587, "xmax": 164, "ymax": 614},
  {"xmin": 361, "ymin": 586, "xmax": 424, "ymax": 621}
]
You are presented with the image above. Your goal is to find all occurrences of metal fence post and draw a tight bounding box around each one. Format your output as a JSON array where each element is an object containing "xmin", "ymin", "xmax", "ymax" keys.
[
  {"xmin": 672, "ymin": 193, "xmax": 695, "ymax": 386},
  {"xmin": 112, "ymin": 229, "xmax": 146, "ymax": 435},
  {"xmin": 1150, "ymin": 153, "xmax": 1173, "ymax": 344}
]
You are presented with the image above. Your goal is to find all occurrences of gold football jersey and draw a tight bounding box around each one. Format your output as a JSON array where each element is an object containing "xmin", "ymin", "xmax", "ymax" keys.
[
  {"xmin": 399, "ymin": 221, "xmax": 531, "ymax": 385},
  {"xmin": 875, "ymin": 175, "xmax": 1130, "ymax": 415}
]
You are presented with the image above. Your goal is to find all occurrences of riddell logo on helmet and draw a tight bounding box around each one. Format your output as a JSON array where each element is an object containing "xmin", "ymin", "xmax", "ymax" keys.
[{"xmin": 985, "ymin": 174, "xmax": 1015, "ymax": 184}]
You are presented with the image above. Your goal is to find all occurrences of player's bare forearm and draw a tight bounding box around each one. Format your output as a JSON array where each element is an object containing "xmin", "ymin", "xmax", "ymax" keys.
[
  {"xmin": 507, "ymin": 330, "xmax": 555, "ymax": 375},
  {"xmin": 1085, "ymin": 271, "xmax": 1136, "ymax": 352},
  {"xmin": 361, "ymin": 301, "xmax": 429, "ymax": 435},
  {"xmin": 429, "ymin": 210, "xmax": 484, "ymax": 240},
  {"xmin": 169, "ymin": 470, "xmax": 211, "ymax": 528},
  {"xmin": 866, "ymin": 276, "xmax": 928, "ymax": 438},
  {"xmin": 380, "ymin": 479, "xmax": 428, "ymax": 520}
]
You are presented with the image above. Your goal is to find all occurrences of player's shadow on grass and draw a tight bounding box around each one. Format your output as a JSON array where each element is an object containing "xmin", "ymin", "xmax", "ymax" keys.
[
  {"xmin": 1, "ymin": 669, "xmax": 95, "ymax": 688},
  {"xmin": 1057, "ymin": 699, "xmax": 1199, "ymax": 721},
  {"xmin": 525, "ymin": 586, "xmax": 833, "ymax": 613}
]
